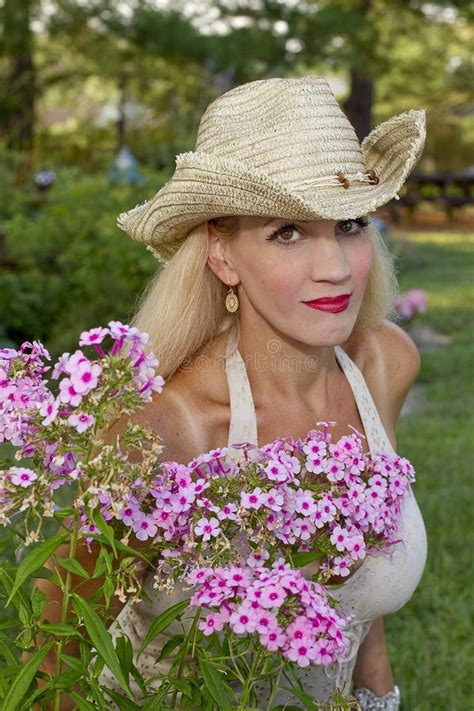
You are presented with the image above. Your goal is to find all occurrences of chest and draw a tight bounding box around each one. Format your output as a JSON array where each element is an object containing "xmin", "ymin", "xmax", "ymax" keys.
[{"xmin": 163, "ymin": 356, "xmax": 396, "ymax": 464}]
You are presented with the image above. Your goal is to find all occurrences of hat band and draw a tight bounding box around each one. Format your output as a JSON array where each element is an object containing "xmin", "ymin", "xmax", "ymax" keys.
[{"xmin": 295, "ymin": 169, "xmax": 380, "ymax": 191}]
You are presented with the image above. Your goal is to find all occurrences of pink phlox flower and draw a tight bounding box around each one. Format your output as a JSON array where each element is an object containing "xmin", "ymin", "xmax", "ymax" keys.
[
  {"xmin": 69, "ymin": 359, "xmax": 101, "ymax": 395},
  {"xmin": 286, "ymin": 639, "xmax": 317, "ymax": 667},
  {"xmin": 185, "ymin": 567, "xmax": 214, "ymax": 585},
  {"xmin": 10, "ymin": 466, "xmax": 38, "ymax": 487},
  {"xmin": 217, "ymin": 502, "xmax": 238, "ymax": 521},
  {"xmin": 222, "ymin": 567, "xmax": 253, "ymax": 589},
  {"xmin": 312, "ymin": 638, "xmax": 336, "ymax": 666},
  {"xmin": 67, "ymin": 411, "xmax": 95, "ymax": 433},
  {"xmin": 189, "ymin": 478, "xmax": 210, "ymax": 496},
  {"xmin": 262, "ymin": 458, "xmax": 291, "ymax": 483},
  {"xmin": 79, "ymin": 327, "xmax": 109, "ymax": 346},
  {"xmin": 260, "ymin": 626, "xmax": 286, "ymax": 651},
  {"xmin": 396, "ymin": 456, "xmax": 416, "ymax": 481},
  {"xmin": 330, "ymin": 525, "xmax": 351, "ymax": 552},
  {"xmin": 199, "ymin": 612, "xmax": 227, "ymax": 636},
  {"xmin": 169, "ymin": 489, "xmax": 195, "ymax": 513},
  {"xmin": 347, "ymin": 453, "xmax": 367, "ymax": 477},
  {"xmin": 347, "ymin": 483, "xmax": 366, "ymax": 505},
  {"xmin": 294, "ymin": 488, "xmax": 318, "ymax": 516},
  {"xmin": 302, "ymin": 438, "xmax": 327, "ymax": 457},
  {"xmin": 263, "ymin": 487, "xmax": 284, "ymax": 511},
  {"xmin": 317, "ymin": 496, "xmax": 337, "ymax": 524},
  {"xmin": 117, "ymin": 500, "xmax": 141, "ymax": 526},
  {"xmin": 345, "ymin": 533, "xmax": 366, "ymax": 561},
  {"xmin": 259, "ymin": 583, "xmax": 287, "ymax": 609},
  {"xmin": 58, "ymin": 378, "xmax": 82, "ymax": 407},
  {"xmin": 241, "ymin": 487, "xmax": 266, "ymax": 510},
  {"xmin": 324, "ymin": 457, "xmax": 346, "ymax": 482},
  {"xmin": 247, "ymin": 550, "xmax": 270, "ymax": 568},
  {"xmin": 65, "ymin": 350, "xmax": 88, "ymax": 373},
  {"xmin": 132, "ymin": 514, "xmax": 158, "ymax": 541},
  {"xmin": 229, "ymin": 605, "xmax": 258, "ymax": 635},
  {"xmin": 337, "ymin": 434, "xmax": 363, "ymax": 458},
  {"xmin": 292, "ymin": 517, "xmax": 316, "ymax": 541},
  {"xmin": 194, "ymin": 516, "xmax": 220, "ymax": 541},
  {"xmin": 51, "ymin": 353, "xmax": 71, "ymax": 379},
  {"xmin": 38, "ymin": 397, "xmax": 60, "ymax": 426},
  {"xmin": 107, "ymin": 320, "xmax": 131, "ymax": 340},
  {"xmin": 254, "ymin": 609, "xmax": 279, "ymax": 635},
  {"xmin": 332, "ymin": 555, "xmax": 352, "ymax": 577}
]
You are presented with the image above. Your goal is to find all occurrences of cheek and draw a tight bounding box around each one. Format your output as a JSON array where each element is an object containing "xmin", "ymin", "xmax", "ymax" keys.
[{"xmin": 349, "ymin": 239, "xmax": 374, "ymax": 288}]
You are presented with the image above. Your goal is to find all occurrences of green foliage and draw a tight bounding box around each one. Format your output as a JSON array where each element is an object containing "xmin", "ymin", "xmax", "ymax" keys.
[
  {"xmin": 384, "ymin": 229, "xmax": 474, "ymax": 709},
  {"xmin": 0, "ymin": 164, "xmax": 161, "ymax": 357}
]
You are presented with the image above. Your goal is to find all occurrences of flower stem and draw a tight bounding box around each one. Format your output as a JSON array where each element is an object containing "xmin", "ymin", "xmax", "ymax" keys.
[
  {"xmin": 238, "ymin": 648, "xmax": 263, "ymax": 709},
  {"xmin": 169, "ymin": 608, "xmax": 201, "ymax": 709},
  {"xmin": 53, "ymin": 509, "xmax": 80, "ymax": 711}
]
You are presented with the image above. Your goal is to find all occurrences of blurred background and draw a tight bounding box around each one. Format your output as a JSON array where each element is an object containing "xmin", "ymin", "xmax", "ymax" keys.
[{"xmin": 0, "ymin": 1, "xmax": 472, "ymax": 708}]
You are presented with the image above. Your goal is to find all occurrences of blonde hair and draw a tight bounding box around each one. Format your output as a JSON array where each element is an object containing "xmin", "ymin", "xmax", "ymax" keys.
[{"xmin": 130, "ymin": 217, "xmax": 399, "ymax": 381}]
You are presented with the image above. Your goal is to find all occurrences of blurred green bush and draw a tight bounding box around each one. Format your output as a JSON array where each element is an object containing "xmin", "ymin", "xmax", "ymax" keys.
[{"xmin": 0, "ymin": 151, "xmax": 165, "ymax": 358}]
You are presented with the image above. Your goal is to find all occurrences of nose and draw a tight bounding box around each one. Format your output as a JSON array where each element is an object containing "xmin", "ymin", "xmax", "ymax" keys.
[{"xmin": 308, "ymin": 228, "xmax": 352, "ymax": 284}]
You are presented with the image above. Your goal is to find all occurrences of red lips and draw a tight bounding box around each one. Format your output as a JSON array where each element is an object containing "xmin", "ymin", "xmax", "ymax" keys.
[{"xmin": 302, "ymin": 294, "xmax": 351, "ymax": 313}]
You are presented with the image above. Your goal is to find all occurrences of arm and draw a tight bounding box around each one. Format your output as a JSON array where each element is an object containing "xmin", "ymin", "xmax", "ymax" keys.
[{"xmin": 352, "ymin": 617, "xmax": 395, "ymax": 694}]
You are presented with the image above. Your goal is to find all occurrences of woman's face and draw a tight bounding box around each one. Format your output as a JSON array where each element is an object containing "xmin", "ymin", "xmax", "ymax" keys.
[{"xmin": 209, "ymin": 215, "xmax": 374, "ymax": 347}]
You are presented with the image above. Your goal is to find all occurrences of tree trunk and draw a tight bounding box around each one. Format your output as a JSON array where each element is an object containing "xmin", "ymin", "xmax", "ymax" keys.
[
  {"xmin": 1, "ymin": 0, "xmax": 35, "ymax": 150},
  {"xmin": 343, "ymin": 66, "xmax": 373, "ymax": 142}
]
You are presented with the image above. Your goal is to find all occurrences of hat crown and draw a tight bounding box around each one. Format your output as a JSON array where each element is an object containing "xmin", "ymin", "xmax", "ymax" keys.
[{"xmin": 195, "ymin": 76, "xmax": 364, "ymax": 192}]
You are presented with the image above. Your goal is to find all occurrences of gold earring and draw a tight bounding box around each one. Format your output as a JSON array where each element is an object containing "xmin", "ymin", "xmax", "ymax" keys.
[{"xmin": 225, "ymin": 285, "xmax": 239, "ymax": 313}]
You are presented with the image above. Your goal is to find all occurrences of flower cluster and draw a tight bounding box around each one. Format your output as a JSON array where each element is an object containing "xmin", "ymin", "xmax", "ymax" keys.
[
  {"xmin": 94, "ymin": 424, "xmax": 415, "ymax": 588},
  {"xmin": 394, "ymin": 288, "xmax": 427, "ymax": 321},
  {"xmin": 187, "ymin": 558, "xmax": 350, "ymax": 668},
  {"xmin": 0, "ymin": 322, "xmax": 164, "ymax": 531}
]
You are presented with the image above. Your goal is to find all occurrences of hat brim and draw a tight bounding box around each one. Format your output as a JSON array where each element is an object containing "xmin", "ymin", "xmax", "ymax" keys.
[{"xmin": 118, "ymin": 109, "xmax": 425, "ymax": 262}]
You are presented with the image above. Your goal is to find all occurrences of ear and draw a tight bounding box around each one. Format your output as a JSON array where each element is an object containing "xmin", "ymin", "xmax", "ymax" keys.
[{"xmin": 206, "ymin": 221, "xmax": 239, "ymax": 285}]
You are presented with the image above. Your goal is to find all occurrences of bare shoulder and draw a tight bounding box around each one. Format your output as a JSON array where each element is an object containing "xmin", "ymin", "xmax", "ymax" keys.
[
  {"xmin": 102, "ymin": 332, "xmax": 230, "ymax": 465},
  {"xmin": 363, "ymin": 318, "xmax": 421, "ymax": 424}
]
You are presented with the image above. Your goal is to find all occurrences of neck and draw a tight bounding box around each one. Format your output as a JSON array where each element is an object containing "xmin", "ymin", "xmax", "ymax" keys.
[{"xmin": 233, "ymin": 318, "xmax": 344, "ymax": 405}]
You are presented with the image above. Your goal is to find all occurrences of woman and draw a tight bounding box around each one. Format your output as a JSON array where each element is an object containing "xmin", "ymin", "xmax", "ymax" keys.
[{"xmin": 43, "ymin": 76, "xmax": 428, "ymax": 708}]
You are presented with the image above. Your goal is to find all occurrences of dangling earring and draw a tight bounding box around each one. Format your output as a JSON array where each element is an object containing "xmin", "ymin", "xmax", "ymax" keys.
[{"xmin": 225, "ymin": 284, "xmax": 239, "ymax": 313}]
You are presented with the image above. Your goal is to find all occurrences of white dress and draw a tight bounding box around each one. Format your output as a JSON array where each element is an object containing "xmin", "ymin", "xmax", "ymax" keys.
[{"xmin": 98, "ymin": 337, "xmax": 428, "ymax": 706}]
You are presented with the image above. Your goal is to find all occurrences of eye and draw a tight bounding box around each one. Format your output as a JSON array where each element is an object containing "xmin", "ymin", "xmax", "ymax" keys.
[
  {"xmin": 265, "ymin": 223, "xmax": 303, "ymax": 248},
  {"xmin": 337, "ymin": 217, "xmax": 370, "ymax": 235}
]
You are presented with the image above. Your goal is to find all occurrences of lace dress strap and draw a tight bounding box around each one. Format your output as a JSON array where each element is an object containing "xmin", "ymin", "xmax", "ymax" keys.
[
  {"xmin": 334, "ymin": 345, "xmax": 395, "ymax": 457},
  {"xmin": 225, "ymin": 348, "xmax": 259, "ymax": 461}
]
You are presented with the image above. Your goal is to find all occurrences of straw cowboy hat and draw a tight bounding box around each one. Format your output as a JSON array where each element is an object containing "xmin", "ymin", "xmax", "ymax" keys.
[{"xmin": 118, "ymin": 75, "xmax": 426, "ymax": 263}]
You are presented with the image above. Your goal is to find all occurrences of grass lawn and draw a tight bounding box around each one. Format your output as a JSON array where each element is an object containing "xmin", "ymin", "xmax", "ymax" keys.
[{"xmin": 384, "ymin": 228, "xmax": 474, "ymax": 710}]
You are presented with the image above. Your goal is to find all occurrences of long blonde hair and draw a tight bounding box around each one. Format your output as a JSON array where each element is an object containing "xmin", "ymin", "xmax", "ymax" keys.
[{"xmin": 130, "ymin": 218, "xmax": 399, "ymax": 381}]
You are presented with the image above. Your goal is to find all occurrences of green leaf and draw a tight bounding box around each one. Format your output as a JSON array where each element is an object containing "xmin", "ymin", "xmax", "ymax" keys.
[
  {"xmin": 116, "ymin": 634, "xmax": 133, "ymax": 677},
  {"xmin": 2, "ymin": 641, "xmax": 53, "ymax": 711},
  {"xmin": 156, "ymin": 634, "xmax": 184, "ymax": 662},
  {"xmin": 57, "ymin": 557, "xmax": 90, "ymax": 579},
  {"xmin": 92, "ymin": 548, "xmax": 112, "ymax": 578},
  {"xmin": 58, "ymin": 652, "xmax": 85, "ymax": 674},
  {"xmin": 68, "ymin": 691, "xmax": 97, "ymax": 710},
  {"xmin": 0, "ymin": 636, "xmax": 19, "ymax": 665},
  {"xmin": 6, "ymin": 533, "xmax": 69, "ymax": 606},
  {"xmin": 0, "ymin": 568, "xmax": 32, "ymax": 627},
  {"xmin": 197, "ymin": 653, "xmax": 234, "ymax": 708},
  {"xmin": 281, "ymin": 685, "xmax": 319, "ymax": 710},
  {"xmin": 101, "ymin": 688, "xmax": 142, "ymax": 710},
  {"xmin": 71, "ymin": 593, "xmax": 133, "ymax": 699},
  {"xmin": 39, "ymin": 623, "xmax": 82, "ymax": 638},
  {"xmin": 290, "ymin": 548, "xmax": 324, "ymax": 567},
  {"xmin": 137, "ymin": 599, "xmax": 190, "ymax": 659},
  {"xmin": 91, "ymin": 509, "xmax": 117, "ymax": 557},
  {"xmin": 31, "ymin": 587, "xmax": 47, "ymax": 619}
]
